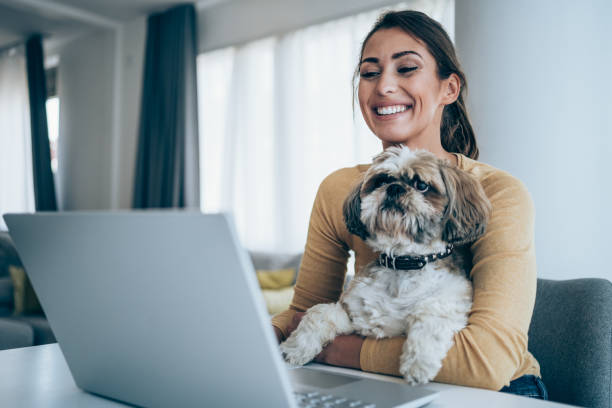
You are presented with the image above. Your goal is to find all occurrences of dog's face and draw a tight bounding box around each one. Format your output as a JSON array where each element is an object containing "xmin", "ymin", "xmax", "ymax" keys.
[{"xmin": 343, "ymin": 146, "xmax": 491, "ymax": 253}]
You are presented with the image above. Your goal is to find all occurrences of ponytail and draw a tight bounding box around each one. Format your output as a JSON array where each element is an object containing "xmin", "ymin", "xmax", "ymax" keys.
[{"xmin": 441, "ymin": 92, "xmax": 479, "ymax": 160}]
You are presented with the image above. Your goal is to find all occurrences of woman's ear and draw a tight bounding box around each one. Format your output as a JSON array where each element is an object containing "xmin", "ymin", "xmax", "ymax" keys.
[
  {"xmin": 342, "ymin": 181, "xmax": 369, "ymax": 241},
  {"xmin": 441, "ymin": 73, "xmax": 460, "ymax": 105},
  {"xmin": 440, "ymin": 164, "xmax": 491, "ymax": 245}
]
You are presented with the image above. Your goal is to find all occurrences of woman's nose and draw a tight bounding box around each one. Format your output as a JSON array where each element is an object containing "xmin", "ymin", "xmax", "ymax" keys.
[{"xmin": 376, "ymin": 71, "xmax": 398, "ymax": 95}]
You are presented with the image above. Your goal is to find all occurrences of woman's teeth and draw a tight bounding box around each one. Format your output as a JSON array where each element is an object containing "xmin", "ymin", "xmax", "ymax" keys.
[{"xmin": 376, "ymin": 105, "xmax": 408, "ymax": 115}]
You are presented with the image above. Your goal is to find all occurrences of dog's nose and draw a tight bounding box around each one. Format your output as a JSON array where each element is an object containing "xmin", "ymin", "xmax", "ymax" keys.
[{"xmin": 386, "ymin": 184, "xmax": 406, "ymax": 197}]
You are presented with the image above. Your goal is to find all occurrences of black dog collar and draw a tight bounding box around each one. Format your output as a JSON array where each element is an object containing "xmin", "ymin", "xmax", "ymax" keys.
[{"xmin": 377, "ymin": 244, "xmax": 454, "ymax": 270}]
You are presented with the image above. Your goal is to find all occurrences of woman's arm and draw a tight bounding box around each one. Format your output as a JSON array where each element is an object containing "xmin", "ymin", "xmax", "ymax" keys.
[{"xmin": 359, "ymin": 171, "xmax": 539, "ymax": 390}]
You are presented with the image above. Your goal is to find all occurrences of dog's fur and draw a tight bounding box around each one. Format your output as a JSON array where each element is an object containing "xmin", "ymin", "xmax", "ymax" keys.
[{"xmin": 279, "ymin": 146, "xmax": 491, "ymax": 384}]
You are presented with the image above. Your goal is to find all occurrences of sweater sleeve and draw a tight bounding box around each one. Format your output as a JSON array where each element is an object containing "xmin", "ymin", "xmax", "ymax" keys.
[
  {"xmin": 271, "ymin": 171, "xmax": 351, "ymax": 339},
  {"xmin": 359, "ymin": 171, "xmax": 538, "ymax": 390}
]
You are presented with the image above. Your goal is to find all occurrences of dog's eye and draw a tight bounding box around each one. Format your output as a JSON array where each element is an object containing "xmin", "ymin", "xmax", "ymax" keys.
[{"xmin": 412, "ymin": 179, "xmax": 430, "ymax": 193}]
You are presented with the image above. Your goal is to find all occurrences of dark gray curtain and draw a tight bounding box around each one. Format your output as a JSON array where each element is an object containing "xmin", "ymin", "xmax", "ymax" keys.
[
  {"xmin": 133, "ymin": 4, "xmax": 200, "ymax": 209},
  {"xmin": 25, "ymin": 34, "xmax": 57, "ymax": 211}
]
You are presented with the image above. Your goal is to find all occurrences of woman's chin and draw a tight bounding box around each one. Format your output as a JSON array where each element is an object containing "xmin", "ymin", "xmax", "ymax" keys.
[
  {"xmin": 376, "ymin": 133, "xmax": 415, "ymax": 148},
  {"xmin": 372, "ymin": 124, "xmax": 432, "ymax": 149}
]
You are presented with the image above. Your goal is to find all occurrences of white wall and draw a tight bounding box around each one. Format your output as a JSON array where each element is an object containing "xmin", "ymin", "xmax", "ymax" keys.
[
  {"xmin": 56, "ymin": 17, "xmax": 146, "ymax": 210},
  {"xmin": 455, "ymin": 0, "xmax": 612, "ymax": 281},
  {"xmin": 57, "ymin": 28, "xmax": 115, "ymax": 210},
  {"xmin": 115, "ymin": 17, "xmax": 146, "ymax": 209}
]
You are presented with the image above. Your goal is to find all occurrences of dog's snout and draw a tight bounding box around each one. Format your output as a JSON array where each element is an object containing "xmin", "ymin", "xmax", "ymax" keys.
[{"xmin": 386, "ymin": 184, "xmax": 406, "ymax": 197}]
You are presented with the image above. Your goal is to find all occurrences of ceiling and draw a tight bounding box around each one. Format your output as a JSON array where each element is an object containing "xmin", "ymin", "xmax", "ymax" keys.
[
  {"xmin": 43, "ymin": 0, "xmax": 203, "ymax": 21},
  {"xmin": 0, "ymin": 0, "xmax": 228, "ymax": 51}
]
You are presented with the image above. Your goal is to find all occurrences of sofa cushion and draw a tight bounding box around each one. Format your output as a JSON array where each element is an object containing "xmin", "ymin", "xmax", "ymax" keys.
[
  {"xmin": 13, "ymin": 315, "xmax": 55, "ymax": 345},
  {"xmin": 0, "ymin": 318, "xmax": 34, "ymax": 350},
  {"xmin": 248, "ymin": 252, "xmax": 301, "ymax": 314},
  {"xmin": 249, "ymin": 252, "xmax": 302, "ymax": 284},
  {"xmin": 0, "ymin": 231, "xmax": 22, "ymax": 278},
  {"xmin": 0, "ymin": 276, "xmax": 14, "ymax": 308},
  {"xmin": 256, "ymin": 268, "xmax": 295, "ymax": 290},
  {"xmin": 9, "ymin": 266, "xmax": 43, "ymax": 315}
]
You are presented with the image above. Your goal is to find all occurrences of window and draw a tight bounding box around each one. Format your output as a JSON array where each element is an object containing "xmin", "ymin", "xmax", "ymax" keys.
[
  {"xmin": 45, "ymin": 65, "xmax": 59, "ymax": 174},
  {"xmin": 0, "ymin": 46, "xmax": 35, "ymax": 229}
]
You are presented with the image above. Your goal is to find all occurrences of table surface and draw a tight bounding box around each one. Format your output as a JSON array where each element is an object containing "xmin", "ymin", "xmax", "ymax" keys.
[{"xmin": 0, "ymin": 344, "xmax": 575, "ymax": 408}]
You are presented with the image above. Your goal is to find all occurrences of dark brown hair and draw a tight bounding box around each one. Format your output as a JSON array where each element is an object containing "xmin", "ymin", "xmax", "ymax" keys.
[{"xmin": 354, "ymin": 10, "xmax": 479, "ymax": 160}]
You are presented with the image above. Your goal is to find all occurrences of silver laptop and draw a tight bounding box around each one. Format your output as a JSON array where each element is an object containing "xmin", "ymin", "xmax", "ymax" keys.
[{"xmin": 4, "ymin": 212, "xmax": 438, "ymax": 408}]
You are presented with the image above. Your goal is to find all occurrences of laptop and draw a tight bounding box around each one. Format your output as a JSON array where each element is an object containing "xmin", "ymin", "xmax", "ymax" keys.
[{"xmin": 4, "ymin": 212, "xmax": 438, "ymax": 408}]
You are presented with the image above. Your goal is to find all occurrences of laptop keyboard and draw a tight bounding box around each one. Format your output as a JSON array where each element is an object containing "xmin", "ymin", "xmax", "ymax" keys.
[{"xmin": 295, "ymin": 391, "xmax": 376, "ymax": 408}]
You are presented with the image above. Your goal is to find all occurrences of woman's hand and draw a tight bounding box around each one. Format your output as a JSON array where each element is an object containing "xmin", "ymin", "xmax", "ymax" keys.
[
  {"xmin": 276, "ymin": 311, "xmax": 364, "ymax": 369},
  {"xmin": 314, "ymin": 334, "xmax": 364, "ymax": 369}
]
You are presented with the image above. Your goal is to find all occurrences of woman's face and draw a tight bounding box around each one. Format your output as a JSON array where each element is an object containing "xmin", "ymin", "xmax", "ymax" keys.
[{"xmin": 358, "ymin": 27, "xmax": 457, "ymax": 150}]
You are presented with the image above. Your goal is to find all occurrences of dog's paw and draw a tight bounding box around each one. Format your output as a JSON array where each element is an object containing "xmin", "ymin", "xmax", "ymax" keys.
[
  {"xmin": 279, "ymin": 334, "xmax": 323, "ymax": 366},
  {"xmin": 399, "ymin": 357, "xmax": 439, "ymax": 385}
]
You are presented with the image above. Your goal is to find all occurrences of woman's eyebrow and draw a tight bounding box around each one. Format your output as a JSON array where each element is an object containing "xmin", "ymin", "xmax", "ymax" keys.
[
  {"xmin": 360, "ymin": 50, "xmax": 423, "ymax": 64},
  {"xmin": 392, "ymin": 50, "xmax": 422, "ymax": 60},
  {"xmin": 361, "ymin": 57, "xmax": 379, "ymax": 64}
]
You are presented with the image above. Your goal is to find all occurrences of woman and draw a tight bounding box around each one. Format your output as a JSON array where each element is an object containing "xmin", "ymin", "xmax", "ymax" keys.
[{"xmin": 272, "ymin": 10, "xmax": 547, "ymax": 399}]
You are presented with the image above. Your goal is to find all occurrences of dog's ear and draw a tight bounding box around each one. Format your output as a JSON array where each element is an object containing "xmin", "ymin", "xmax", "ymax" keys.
[
  {"xmin": 342, "ymin": 181, "xmax": 369, "ymax": 241},
  {"xmin": 439, "ymin": 164, "xmax": 491, "ymax": 245}
]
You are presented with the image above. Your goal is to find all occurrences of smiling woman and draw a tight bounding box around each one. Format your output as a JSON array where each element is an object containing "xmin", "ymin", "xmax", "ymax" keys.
[{"xmin": 272, "ymin": 9, "xmax": 548, "ymax": 400}]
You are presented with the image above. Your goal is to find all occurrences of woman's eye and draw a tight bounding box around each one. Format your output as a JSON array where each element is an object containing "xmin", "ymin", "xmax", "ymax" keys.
[
  {"xmin": 412, "ymin": 179, "xmax": 429, "ymax": 192},
  {"xmin": 398, "ymin": 66, "xmax": 418, "ymax": 74},
  {"xmin": 360, "ymin": 71, "xmax": 379, "ymax": 79}
]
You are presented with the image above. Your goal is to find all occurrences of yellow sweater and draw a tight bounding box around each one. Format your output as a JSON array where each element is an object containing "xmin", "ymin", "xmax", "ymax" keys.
[{"xmin": 272, "ymin": 153, "xmax": 541, "ymax": 390}]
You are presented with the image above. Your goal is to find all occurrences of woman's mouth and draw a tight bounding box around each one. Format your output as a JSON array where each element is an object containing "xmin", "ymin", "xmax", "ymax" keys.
[{"xmin": 374, "ymin": 104, "xmax": 412, "ymax": 117}]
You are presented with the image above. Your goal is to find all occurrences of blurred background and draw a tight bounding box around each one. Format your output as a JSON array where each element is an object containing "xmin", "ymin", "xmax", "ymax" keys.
[{"xmin": 0, "ymin": 0, "xmax": 610, "ymax": 281}]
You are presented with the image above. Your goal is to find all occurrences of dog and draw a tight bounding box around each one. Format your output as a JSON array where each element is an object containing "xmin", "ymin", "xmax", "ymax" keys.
[{"xmin": 279, "ymin": 146, "xmax": 491, "ymax": 384}]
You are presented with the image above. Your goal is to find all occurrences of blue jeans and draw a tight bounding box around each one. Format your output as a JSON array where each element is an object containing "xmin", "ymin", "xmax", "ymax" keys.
[{"xmin": 500, "ymin": 375, "xmax": 548, "ymax": 400}]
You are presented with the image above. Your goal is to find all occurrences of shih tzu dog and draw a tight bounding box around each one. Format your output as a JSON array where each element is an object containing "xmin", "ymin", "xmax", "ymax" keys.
[{"xmin": 280, "ymin": 146, "xmax": 491, "ymax": 384}]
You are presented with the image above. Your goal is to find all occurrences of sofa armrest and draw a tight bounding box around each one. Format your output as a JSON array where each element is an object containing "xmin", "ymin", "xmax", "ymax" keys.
[{"xmin": 0, "ymin": 277, "xmax": 14, "ymax": 313}]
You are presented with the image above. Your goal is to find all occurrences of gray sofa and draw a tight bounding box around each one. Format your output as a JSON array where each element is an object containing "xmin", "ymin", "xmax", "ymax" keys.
[
  {"xmin": 528, "ymin": 278, "xmax": 612, "ymax": 408},
  {"xmin": 0, "ymin": 231, "xmax": 55, "ymax": 350}
]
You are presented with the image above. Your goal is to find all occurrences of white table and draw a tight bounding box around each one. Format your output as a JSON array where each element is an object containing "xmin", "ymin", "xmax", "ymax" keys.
[{"xmin": 0, "ymin": 344, "xmax": 574, "ymax": 408}]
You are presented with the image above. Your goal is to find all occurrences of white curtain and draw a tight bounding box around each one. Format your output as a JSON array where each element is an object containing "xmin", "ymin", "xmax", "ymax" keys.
[
  {"xmin": 197, "ymin": 0, "xmax": 454, "ymax": 252},
  {"xmin": 0, "ymin": 46, "xmax": 35, "ymax": 230}
]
